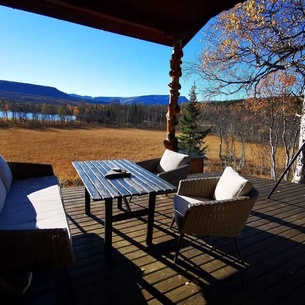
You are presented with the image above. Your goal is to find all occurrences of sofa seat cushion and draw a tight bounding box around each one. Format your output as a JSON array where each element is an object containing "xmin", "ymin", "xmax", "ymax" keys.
[
  {"xmin": 214, "ymin": 166, "xmax": 252, "ymax": 200},
  {"xmin": 0, "ymin": 176, "xmax": 70, "ymax": 237},
  {"xmin": 157, "ymin": 149, "xmax": 191, "ymax": 173},
  {"xmin": 0, "ymin": 156, "xmax": 13, "ymax": 193}
]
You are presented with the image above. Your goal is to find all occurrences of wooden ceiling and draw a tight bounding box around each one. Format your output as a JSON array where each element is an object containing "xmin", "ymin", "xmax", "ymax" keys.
[{"xmin": 0, "ymin": 0, "xmax": 244, "ymax": 47}]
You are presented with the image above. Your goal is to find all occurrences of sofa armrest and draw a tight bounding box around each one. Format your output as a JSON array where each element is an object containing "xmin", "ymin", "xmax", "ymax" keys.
[
  {"xmin": 0, "ymin": 228, "xmax": 75, "ymax": 272},
  {"xmin": 8, "ymin": 162, "xmax": 54, "ymax": 180},
  {"xmin": 177, "ymin": 177, "xmax": 220, "ymax": 198}
]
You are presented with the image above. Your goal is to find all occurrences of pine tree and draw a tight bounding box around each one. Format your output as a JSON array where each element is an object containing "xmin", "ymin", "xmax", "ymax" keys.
[{"xmin": 178, "ymin": 84, "xmax": 211, "ymax": 156}]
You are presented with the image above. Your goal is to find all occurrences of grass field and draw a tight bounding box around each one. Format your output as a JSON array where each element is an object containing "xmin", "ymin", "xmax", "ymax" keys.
[{"xmin": 0, "ymin": 125, "xmax": 267, "ymax": 186}]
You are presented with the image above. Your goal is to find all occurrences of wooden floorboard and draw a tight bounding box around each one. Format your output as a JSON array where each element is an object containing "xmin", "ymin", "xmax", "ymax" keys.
[{"xmin": 12, "ymin": 173, "xmax": 305, "ymax": 304}]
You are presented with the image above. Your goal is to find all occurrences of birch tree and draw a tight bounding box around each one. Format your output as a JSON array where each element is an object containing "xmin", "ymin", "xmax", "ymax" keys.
[
  {"xmin": 185, "ymin": 0, "xmax": 305, "ymax": 182},
  {"xmin": 293, "ymin": 94, "xmax": 305, "ymax": 182}
]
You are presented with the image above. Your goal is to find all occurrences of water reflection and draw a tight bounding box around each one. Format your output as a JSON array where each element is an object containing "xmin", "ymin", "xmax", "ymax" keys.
[{"xmin": 0, "ymin": 111, "xmax": 75, "ymax": 121}]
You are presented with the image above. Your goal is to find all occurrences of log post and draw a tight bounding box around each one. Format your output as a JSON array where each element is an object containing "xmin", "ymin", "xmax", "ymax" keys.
[{"xmin": 164, "ymin": 39, "xmax": 183, "ymax": 152}]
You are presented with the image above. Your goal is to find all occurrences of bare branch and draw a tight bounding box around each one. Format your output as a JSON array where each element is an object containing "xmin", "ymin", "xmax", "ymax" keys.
[{"xmin": 183, "ymin": 0, "xmax": 305, "ymax": 99}]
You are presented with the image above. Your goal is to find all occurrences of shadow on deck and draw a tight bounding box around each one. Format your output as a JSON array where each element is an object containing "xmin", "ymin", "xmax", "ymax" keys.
[{"xmin": 5, "ymin": 173, "xmax": 305, "ymax": 305}]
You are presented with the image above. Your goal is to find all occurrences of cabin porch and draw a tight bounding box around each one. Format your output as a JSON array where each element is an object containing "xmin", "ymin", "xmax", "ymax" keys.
[{"xmin": 3, "ymin": 173, "xmax": 305, "ymax": 305}]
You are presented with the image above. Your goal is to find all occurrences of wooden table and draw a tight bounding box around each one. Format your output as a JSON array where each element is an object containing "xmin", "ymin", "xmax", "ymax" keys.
[{"xmin": 72, "ymin": 159, "xmax": 176, "ymax": 255}]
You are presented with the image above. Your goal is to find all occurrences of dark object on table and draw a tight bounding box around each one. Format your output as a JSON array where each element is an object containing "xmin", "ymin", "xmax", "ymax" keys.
[{"xmin": 105, "ymin": 168, "xmax": 131, "ymax": 179}]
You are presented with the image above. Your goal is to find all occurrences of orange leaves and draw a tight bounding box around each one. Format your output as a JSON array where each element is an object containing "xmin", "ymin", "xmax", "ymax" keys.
[
  {"xmin": 257, "ymin": 71, "xmax": 297, "ymax": 97},
  {"xmin": 73, "ymin": 106, "xmax": 79, "ymax": 117},
  {"xmin": 3, "ymin": 103, "xmax": 9, "ymax": 112},
  {"xmin": 187, "ymin": 0, "xmax": 304, "ymax": 100}
]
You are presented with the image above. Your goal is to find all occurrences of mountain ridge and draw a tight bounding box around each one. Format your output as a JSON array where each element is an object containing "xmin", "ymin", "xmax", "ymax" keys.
[{"xmin": 0, "ymin": 80, "xmax": 188, "ymax": 106}]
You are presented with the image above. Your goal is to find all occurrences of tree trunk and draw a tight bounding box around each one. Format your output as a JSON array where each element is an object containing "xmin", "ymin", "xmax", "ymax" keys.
[
  {"xmin": 164, "ymin": 39, "xmax": 182, "ymax": 152},
  {"xmin": 218, "ymin": 128, "xmax": 223, "ymax": 160},
  {"xmin": 293, "ymin": 95, "xmax": 305, "ymax": 183},
  {"xmin": 239, "ymin": 139, "xmax": 246, "ymax": 168},
  {"xmin": 269, "ymin": 126, "xmax": 277, "ymax": 180}
]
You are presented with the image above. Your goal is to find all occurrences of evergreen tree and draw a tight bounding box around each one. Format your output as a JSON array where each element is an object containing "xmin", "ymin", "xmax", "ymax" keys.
[{"xmin": 178, "ymin": 84, "xmax": 211, "ymax": 156}]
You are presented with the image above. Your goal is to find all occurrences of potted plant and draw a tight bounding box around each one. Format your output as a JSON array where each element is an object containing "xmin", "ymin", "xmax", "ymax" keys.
[{"xmin": 178, "ymin": 83, "xmax": 211, "ymax": 173}]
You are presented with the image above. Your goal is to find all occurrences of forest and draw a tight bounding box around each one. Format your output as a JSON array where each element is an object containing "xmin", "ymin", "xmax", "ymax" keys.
[{"xmin": 0, "ymin": 94, "xmax": 301, "ymax": 182}]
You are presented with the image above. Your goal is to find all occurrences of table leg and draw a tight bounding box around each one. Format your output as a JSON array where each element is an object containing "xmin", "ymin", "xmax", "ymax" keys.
[
  {"xmin": 146, "ymin": 192, "xmax": 156, "ymax": 246},
  {"xmin": 117, "ymin": 197, "xmax": 123, "ymax": 210},
  {"xmin": 123, "ymin": 197, "xmax": 132, "ymax": 212},
  {"xmin": 105, "ymin": 198, "xmax": 113, "ymax": 256},
  {"xmin": 85, "ymin": 188, "xmax": 91, "ymax": 215}
]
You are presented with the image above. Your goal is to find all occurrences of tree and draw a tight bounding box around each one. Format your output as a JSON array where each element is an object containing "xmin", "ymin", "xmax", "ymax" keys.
[
  {"xmin": 0, "ymin": 100, "xmax": 9, "ymax": 121},
  {"xmin": 178, "ymin": 84, "xmax": 211, "ymax": 156},
  {"xmin": 202, "ymin": 102, "xmax": 228, "ymax": 160},
  {"xmin": 186, "ymin": 0, "xmax": 305, "ymax": 97},
  {"xmin": 185, "ymin": 0, "xmax": 305, "ymax": 182}
]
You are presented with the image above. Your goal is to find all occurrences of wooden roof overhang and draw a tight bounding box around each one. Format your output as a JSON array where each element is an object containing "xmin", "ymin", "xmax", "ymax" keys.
[
  {"xmin": 0, "ymin": 0, "xmax": 244, "ymax": 150},
  {"xmin": 0, "ymin": 0, "xmax": 244, "ymax": 47}
]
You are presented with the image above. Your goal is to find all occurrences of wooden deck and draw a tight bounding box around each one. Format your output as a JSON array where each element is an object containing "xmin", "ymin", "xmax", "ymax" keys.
[{"xmin": 14, "ymin": 174, "xmax": 305, "ymax": 304}]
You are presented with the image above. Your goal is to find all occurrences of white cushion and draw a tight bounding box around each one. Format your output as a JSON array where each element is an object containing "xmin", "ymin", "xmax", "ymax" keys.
[
  {"xmin": 214, "ymin": 166, "xmax": 252, "ymax": 200},
  {"xmin": 174, "ymin": 194, "xmax": 210, "ymax": 217},
  {"xmin": 0, "ymin": 179, "xmax": 6, "ymax": 214},
  {"xmin": 0, "ymin": 176, "xmax": 70, "ymax": 238},
  {"xmin": 157, "ymin": 149, "xmax": 191, "ymax": 173},
  {"xmin": 0, "ymin": 156, "xmax": 13, "ymax": 193}
]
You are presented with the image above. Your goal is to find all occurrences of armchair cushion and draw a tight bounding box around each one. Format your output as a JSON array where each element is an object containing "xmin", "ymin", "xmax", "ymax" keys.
[
  {"xmin": 214, "ymin": 166, "xmax": 252, "ymax": 200},
  {"xmin": 0, "ymin": 156, "xmax": 13, "ymax": 193},
  {"xmin": 174, "ymin": 194, "xmax": 210, "ymax": 217},
  {"xmin": 157, "ymin": 149, "xmax": 191, "ymax": 173}
]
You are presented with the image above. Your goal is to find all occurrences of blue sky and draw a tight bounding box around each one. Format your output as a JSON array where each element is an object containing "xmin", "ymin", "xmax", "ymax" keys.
[{"xmin": 0, "ymin": 5, "xmax": 206, "ymax": 99}]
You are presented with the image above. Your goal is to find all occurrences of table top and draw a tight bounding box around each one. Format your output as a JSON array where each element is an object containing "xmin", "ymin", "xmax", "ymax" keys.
[{"xmin": 72, "ymin": 159, "xmax": 177, "ymax": 201}]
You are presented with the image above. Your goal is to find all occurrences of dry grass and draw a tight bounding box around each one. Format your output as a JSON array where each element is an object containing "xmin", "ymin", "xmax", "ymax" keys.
[
  {"xmin": 0, "ymin": 126, "xmax": 165, "ymax": 183},
  {"xmin": 0, "ymin": 125, "xmax": 270, "ymax": 185}
]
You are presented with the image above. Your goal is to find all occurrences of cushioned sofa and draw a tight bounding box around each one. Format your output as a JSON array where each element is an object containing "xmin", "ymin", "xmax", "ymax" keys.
[{"xmin": 0, "ymin": 156, "xmax": 74, "ymax": 273}]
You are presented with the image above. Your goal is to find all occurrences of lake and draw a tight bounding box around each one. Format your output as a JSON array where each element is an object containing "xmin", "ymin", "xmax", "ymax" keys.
[{"xmin": 0, "ymin": 111, "xmax": 75, "ymax": 121}]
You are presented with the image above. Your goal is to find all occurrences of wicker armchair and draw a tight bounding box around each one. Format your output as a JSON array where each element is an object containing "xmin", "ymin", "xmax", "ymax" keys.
[
  {"xmin": 136, "ymin": 149, "xmax": 192, "ymax": 188},
  {"xmin": 170, "ymin": 167, "xmax": 259, "ymax": 264}
]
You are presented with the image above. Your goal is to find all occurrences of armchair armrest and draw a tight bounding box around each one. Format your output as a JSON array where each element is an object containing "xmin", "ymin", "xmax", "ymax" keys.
[
  {"xmin": 182, "ymin": 186, "xmax": 259, "ymax": 235},
  {"xmin": 136, "ymin": 158, "xmax": 160, "ymax": 173},
  {"xmin": 8, "ymin": 162, "xmax": 54, "ymax": 180},
  {"xmin": 173, "ymin": 194, "xmax": 247, "ymax": 233},
  {"xmin": 158, "ymin": 163, "xmax": 191, "ymax": 187},
  {"xmin": 177, "ymin": 177, "xmax": 220, "ymax": 198}
]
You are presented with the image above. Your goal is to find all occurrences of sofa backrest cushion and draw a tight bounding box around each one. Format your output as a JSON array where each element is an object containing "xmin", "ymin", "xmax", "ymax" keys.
[
  {"xmin": 157, "ymin": 149, "xmax": 191, "ymax": 173},
  {"xmin": 214, "ymin": 166, "xmax": 252, "ymax": 200},
  {"xmin": 0, "ymin": 156, "xmax": 13, "ymax": 193},
  {"xmin": 0, "ymin": 179, "xmax": 6, "ymax": 214}
]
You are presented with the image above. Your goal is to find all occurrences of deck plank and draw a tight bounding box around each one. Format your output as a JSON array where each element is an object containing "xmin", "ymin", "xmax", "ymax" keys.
[{"xmin": 16, "ymin": 173, "xmax": 305, "ymax": 305}]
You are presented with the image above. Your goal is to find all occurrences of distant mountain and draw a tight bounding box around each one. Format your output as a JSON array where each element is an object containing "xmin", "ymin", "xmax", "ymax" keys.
[
  {"xmin": 70, "ymin": 94, "xmax": 188, "ymax": 105},
  {"xmin": 0, "ymin": 80, "xmax": 88, "ymax": 105},
  {"xmin": 0, "ymin": 80, "xmax": 70, "ymax": 99},
  {"xmin": 0, "ymin": 80, "xmax": 188, "ymax": 106}
]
